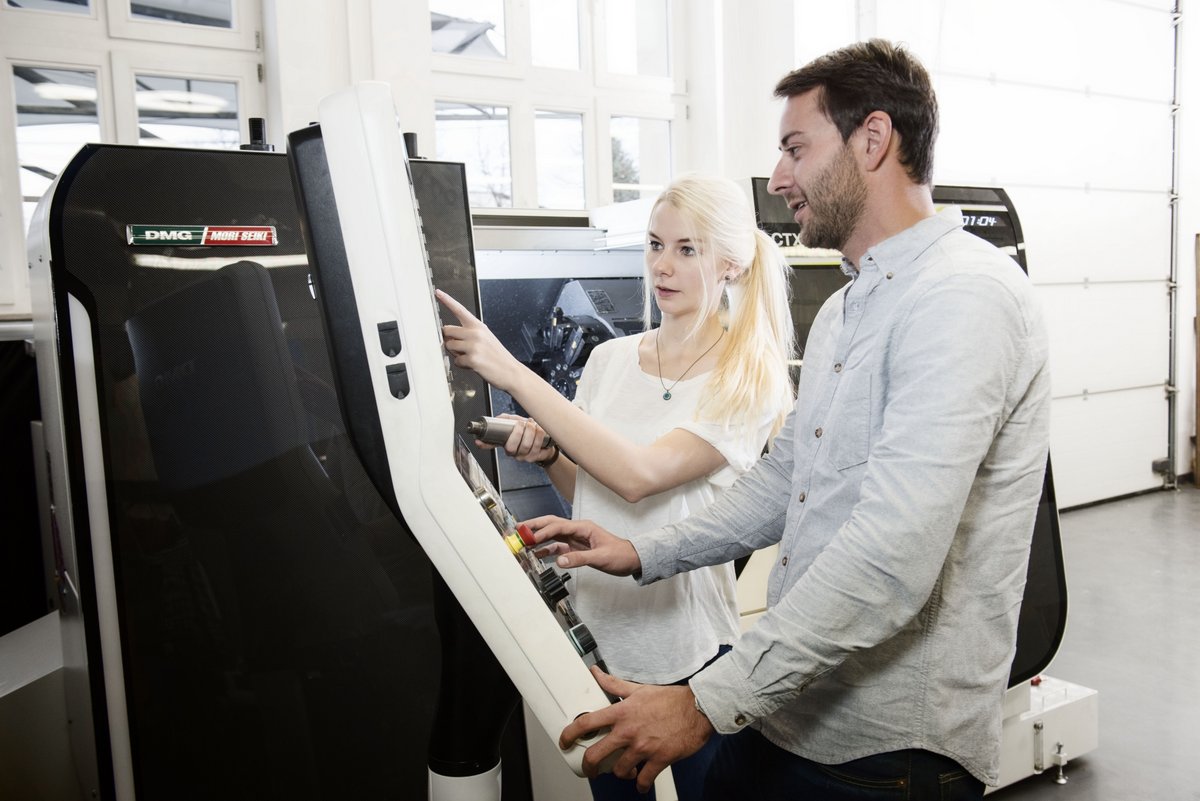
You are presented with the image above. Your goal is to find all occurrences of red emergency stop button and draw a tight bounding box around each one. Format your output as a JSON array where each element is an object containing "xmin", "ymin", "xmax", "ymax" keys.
[{"xmin": 518, "ymin": 523, "xmax": 536, "ymax": 547}]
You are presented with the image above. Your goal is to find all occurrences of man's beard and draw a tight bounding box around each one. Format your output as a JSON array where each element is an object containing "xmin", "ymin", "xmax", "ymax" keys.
[{"xmin": 799, "ymin": 144, "xmax": 867, "ymax": 252}]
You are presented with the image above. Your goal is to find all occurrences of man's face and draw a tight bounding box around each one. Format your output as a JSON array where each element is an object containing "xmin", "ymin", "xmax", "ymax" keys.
[{"xmin": 767, "ymin": 90, "xmax": 867, "ymax": 252}]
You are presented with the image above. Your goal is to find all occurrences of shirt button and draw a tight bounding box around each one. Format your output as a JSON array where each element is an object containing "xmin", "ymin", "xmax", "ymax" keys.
[
  {"xmin": 886, "ymin": 271, "xmax": 894, "ymax": 279},
  {"xmin": 815, "ymin": 427, "xmax": 823, "ymax": 438},
  {"xmin": 833, "ymin": 363, "xmax": 842, "ymax": 373},
  {"xmin": 798, "ymin": 491, "xmax": 806, "ymax": 502},
  {"xmin": 781, "ymin": 556, "xmax": 789, "ymax": 567},
  {"xmin": 734, "ymin": 714, "xmax": 747, "ymax": 726}
]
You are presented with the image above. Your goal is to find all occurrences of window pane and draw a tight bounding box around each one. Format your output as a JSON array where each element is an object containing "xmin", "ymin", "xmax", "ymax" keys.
[
  {"xmin": 535, "ymin": 110, "xmax": 585, "ymax": 209},
  {"xmin": 130, "ymin": 0, "xmax": 233, "ymax": 28},
  {"xmin": 610, "ymin": 116, "xmax": 669, "ymax": 202},
  {"xmin": 531, "ymin": 0, "xmax": 579, "ymax": 70},
  {"xmin": 605, "ymin": 0, "xmax": 668, "ymax": 77},
  {"xmin": 435, "ymin": 101, "xmax": 512, "ymax": 208},
  {"xmin": 135, "ymin": 74, "xmax": 239, "ymax": 149},
  {"xmin": 13, "ymin": 65, "xmax": 100, "ymax": 233},
  {"xmin": 430, "ymin": 0, "xmax": 506, "ymax": 59},
  {"xmin": 6, "ymin": 0, "xmax": 89, "ymax": 14}
]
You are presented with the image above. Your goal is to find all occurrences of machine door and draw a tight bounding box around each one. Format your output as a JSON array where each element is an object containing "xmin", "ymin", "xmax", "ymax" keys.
[{"xmin": 42, "ymin": 143, "xmax": 441, "ymax": 800}]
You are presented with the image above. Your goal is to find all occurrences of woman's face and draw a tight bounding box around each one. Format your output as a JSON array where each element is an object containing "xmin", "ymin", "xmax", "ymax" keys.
[{"xmin": 645, "ymin": 202, "xmax": 725, "ymax": 323}]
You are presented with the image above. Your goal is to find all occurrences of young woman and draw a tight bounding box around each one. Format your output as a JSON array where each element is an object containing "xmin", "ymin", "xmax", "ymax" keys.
[{"xmin": 436, "ymin": 174, "xmax": 795, "ymax": 800}]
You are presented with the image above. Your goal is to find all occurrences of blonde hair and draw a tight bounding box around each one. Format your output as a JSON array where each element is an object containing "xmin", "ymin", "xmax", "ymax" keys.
[{"xmin": 643, "ymin": 174, "xmax": 796, "ymax": 437}]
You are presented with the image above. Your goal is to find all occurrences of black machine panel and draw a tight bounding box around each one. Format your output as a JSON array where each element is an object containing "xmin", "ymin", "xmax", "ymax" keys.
[{"xmin": 41, "ymin": 144, "xmax": 520, "ymax": 800}]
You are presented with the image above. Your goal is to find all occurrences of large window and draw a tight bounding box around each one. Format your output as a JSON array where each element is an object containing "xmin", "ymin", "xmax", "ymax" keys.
[
  {"xmin": 610, "ymin": 115, "xmax": 670, "ymax": 202},
  {"xmin": 134, "ymin": 74, "xmax": 240, "ymax": 148},
  {"xmin": 435, "ymin": 101, "xmax": 513, "ymax": 208},
  {"xmin": 425, "ymin": 0, "xmax": 684, "ymax": 210},
  {"xmin": 0, "ymin": 0, "xmax": 264, "ymax": 317},
  {"xmin": 13, "ymin": 65, "xmax": 100, "ymax": 233},
  {"xmin": 603, "ymin": 0, "xmax": 668, "ymax": 77},
  {"xmin": 430, "ymin": 0, "xmax": 505, "ymax": 58},
  {"xmin": 534, "ymin": 109, "xmax": 585, "ymax": 209}
]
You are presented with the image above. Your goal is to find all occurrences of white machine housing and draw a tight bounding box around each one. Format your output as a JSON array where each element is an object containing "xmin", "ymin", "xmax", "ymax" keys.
[{"xmin": 316, "ymin": 82, "xmax": 612, "ymax": 778}]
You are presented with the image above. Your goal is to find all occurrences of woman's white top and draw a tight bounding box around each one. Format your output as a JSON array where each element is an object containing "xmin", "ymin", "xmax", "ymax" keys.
[{"xmin": 570, "ymin": 334, "xmax": 774, "ymax": 684}]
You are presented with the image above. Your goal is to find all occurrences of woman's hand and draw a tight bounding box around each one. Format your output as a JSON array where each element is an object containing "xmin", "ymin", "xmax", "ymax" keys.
[
  {"xmin": 475, "ymin": 413, "xmax": 557, "ymax": 465},
  {"xmin": 523, "ymin": 516, "xmax": 642, "ymax": 576},
  {"xmin": 436, "ymin": 289, "xmax": 524, "ymax": 391}
]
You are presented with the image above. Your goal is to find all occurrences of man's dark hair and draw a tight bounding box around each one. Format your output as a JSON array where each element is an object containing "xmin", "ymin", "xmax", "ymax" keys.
[{"xmin": 774, "ymin": 39, "xmax": 938, "ymax": 185}]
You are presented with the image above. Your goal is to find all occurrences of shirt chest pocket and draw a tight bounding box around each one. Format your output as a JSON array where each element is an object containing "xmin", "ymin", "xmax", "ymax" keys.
[{"xmin": 829, "ymin": 373, "xmax": 871, "ymax": 470}]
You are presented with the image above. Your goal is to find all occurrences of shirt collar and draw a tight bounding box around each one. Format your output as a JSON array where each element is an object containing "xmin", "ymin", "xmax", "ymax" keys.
[{"xmin": 841, "ymin": 206, "xmax": 964, "ymax": 278}]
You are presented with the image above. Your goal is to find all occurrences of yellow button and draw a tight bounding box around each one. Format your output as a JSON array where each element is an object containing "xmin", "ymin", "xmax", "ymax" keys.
[{"xmin": 504, "ymin": 533, "xmax": 524, "ymax": 554}]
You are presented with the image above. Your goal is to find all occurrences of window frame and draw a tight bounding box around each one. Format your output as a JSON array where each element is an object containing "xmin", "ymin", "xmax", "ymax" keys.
[
  {"xmin": 0, "ymin": 0, "xmax": 265, "ymax": 318},
  {"xmin": 106, "ymin": 0, "xmax": 260, "ymax": 51},
  {"xmin": 426, "ymin": 0, "xmax": 686, "ymax": 210}
]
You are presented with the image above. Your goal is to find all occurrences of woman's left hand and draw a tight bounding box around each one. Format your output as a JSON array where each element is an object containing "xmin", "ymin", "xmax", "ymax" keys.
[{"xmin": 436, "ymin": 289, "xmax": 524, "ymax": 391}]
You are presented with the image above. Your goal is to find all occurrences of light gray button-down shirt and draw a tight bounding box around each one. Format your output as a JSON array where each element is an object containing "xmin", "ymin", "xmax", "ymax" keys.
[{"xmin": 633, "ymin": 208, "xmax": 1050, "ymax": 785}]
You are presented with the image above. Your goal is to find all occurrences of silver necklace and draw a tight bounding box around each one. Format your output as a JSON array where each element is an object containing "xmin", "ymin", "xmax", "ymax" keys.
[{"xmin": 655, "ymin": 329, "xmax": 724, "ymax": 401}]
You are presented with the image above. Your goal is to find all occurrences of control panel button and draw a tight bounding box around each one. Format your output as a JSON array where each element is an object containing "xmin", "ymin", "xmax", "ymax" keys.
[
  {"xmin": 567, "ymin": 623, "xmax": 597, "ymax": 656},
  {"xmin": 377, "ymin": 320, "xmax": 402, "ymax": 357},
  {"xmin": 386, "ymin": 363, "xmax": 409, "ymax": 399}
]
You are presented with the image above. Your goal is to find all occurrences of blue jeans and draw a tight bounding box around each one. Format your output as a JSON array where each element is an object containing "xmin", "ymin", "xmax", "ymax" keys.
[
  {"xmin": 588, "ymin": 646, "xmax": 732, "ymax": 801},
  {"xmin": 701, "ymin": 728, "xmax": 984, "ymax": 801}
]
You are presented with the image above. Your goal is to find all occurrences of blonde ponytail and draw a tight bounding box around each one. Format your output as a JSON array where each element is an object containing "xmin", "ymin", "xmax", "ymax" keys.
[{"xmin": 700, "ymin": 227, "xmax": 796, "ymax": 438}]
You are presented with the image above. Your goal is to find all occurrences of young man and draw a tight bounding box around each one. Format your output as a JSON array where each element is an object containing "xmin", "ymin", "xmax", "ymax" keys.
[{"xmin": 528, "ymin": 39, "xmax": 1050, "ymax": 801}]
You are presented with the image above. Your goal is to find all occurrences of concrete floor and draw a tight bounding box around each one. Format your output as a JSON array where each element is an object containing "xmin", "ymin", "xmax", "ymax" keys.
[{"xmin": 991, "ymin": 482, "xmax": 1200, "ymax": 801}]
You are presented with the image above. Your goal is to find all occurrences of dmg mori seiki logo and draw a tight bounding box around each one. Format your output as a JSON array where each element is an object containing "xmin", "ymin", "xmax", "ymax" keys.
[{"xmin": 127, "ymin": 225, "xmax": 278, "ymax": 246}]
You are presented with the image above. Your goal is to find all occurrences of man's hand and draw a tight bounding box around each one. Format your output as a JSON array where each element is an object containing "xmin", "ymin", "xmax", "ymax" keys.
[
  {"xmin": 523, "ymin": 516, "xmax": 642, "ymax": 576},
  {"xmin": 563, "ymin": 666, "xmax": 714, "ymax": 793}
]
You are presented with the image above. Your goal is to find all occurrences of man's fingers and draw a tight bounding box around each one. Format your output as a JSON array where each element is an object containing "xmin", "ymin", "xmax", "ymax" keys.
[
  {"xmin": 590, "ymin": 665, "xmax": 639, "ymax": 699},
  {"xmin": 635, "ymin": 759, "xmax": 669, "ymax": 793},
  {"xmin": 559, "ymin": 707, "xmax": 614, "ymax": 749}
]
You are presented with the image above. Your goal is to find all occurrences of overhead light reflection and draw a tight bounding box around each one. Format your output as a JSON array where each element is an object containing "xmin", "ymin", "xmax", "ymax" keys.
[
  {"xmin": 33, "ymin": 83, "xmax": 99, "ymax": 102},
  {"xmin": 136, "ymin": 90, "xmax": 229, "ymax": 114},
  {"xmin": 131, "ymin": 253, "xmax": 308, "ymax": 270}
]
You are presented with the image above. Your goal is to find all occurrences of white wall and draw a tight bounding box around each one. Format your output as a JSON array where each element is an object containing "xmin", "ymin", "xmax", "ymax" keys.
[{"xmin": 769, "ymin": 0, "xmax": 1192, "ymax": 507}]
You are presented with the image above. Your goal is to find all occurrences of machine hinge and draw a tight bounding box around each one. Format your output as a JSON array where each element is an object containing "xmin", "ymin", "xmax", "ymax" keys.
[
  {"xmin": 255, "ymin": 30, "xmax": 262, "ymax": 50},
  {"xmin": 257, "ymin": 63, "xmax": 265, "ymax": 83}
]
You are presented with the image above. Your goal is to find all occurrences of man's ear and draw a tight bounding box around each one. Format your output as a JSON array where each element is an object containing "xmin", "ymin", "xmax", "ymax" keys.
[{"xmin": 859, "ymin": 110, "xmax": 893, "ymax": 172}]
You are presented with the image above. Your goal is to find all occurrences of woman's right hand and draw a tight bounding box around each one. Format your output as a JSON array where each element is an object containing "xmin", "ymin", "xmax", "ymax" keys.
[
  {"xmin": 476, "ymin": 413, "xmax": 557, "ymax": 465},
  {"xmin": 436, "ymin": 289, "xmax": 524, "ymax": 392}
]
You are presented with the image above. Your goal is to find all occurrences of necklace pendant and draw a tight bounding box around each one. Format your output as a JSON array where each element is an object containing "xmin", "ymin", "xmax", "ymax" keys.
[{"xmin": 662, "ymin": 391, "xmax": 672, "ymax": 401}]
